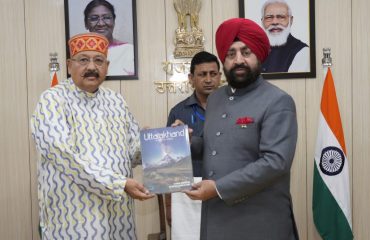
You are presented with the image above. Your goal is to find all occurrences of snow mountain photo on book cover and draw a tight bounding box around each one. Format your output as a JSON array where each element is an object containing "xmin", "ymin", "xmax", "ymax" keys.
[{"xmin": 140, "ymin": 125, "xmax": 193, "ymax": 194}]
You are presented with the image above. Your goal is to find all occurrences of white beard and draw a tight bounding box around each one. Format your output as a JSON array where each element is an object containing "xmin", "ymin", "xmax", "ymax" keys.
[{"xmin": 266, "ymin": 24, "xmax": 291, "ymax": 47}]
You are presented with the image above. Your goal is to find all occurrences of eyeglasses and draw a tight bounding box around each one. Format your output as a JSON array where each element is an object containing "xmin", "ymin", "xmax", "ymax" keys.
[
  {"xmin": 71, "ymin": 56, "xmax": 107, "ymax": 66},
  {"xmin": 263, "ymin": 14, "xmax": 290, "ymax": 22},
  {"xmin": 87, "ymin": 15, "xmax": 114, "ymax": 25}
]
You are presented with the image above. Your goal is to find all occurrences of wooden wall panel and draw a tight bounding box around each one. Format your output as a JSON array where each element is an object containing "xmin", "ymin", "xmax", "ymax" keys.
[
  {"xmin": 211, "ymin": 0, "xmax": 239, "ymax": 53},
  {"xmin": 352, "ymin": 0, "xmax": 370, "ymax": 239},
  {"xmin": 124, "ymin": 0, "xmax": 168, "ymax": 128},
  {"xmin": 0, "ymin": 0, "xmax": 32, "ymax": 239}
]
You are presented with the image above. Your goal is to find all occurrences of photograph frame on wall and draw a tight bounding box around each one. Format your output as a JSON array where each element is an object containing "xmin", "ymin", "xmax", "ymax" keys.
[
  {"xmin": 239, "ymin": 0, "xmax": 316, "ymax": 79},
  {"xmin": 64, "ymin": 0, "xmax": 138, "ymax": 80}
]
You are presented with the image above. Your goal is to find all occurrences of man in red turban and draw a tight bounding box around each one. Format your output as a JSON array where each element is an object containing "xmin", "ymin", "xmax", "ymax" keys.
[{"xmin": 184, "ymin": 18, "xmax": 299, "ymax": 240}]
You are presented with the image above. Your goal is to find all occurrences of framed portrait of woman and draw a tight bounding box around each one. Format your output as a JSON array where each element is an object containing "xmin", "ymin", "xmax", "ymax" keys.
[
  {"xmin": 239, "ymin": 0, "xmax": 316, "ymax": 79},
  {"xmin": 65, "ymin": 0, "xmax": 138, "ymax": 80}
]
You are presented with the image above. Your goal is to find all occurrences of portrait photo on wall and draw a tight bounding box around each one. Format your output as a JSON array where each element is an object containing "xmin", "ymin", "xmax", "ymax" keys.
[
  {"xmin": 64, "ymin": 0, "xmax": 138, "ymax": 80},
  {"xmin": 239, "ymin": 0, "xmax": 316, "ymax": 79}
]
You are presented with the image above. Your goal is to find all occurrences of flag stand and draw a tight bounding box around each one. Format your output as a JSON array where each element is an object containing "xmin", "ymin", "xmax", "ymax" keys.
[
  {"xmin": 322, "ymin": 48, "xmax": 332, "ymax": 67},
  {"xmin": 49, "ymin": 52, "xmax": 59, "ymax": 87}
]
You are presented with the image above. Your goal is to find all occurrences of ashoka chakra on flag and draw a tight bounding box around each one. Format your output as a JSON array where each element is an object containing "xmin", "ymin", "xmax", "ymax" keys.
[{"xmin": 319, "ymin": 146, "xmax": 345, "ymax": 176}]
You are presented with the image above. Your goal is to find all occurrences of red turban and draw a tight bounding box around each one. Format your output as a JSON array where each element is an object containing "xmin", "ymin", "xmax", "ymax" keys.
[{"xmin": 215, "ymin": 18, "xmax": 270, "ymax": 63}]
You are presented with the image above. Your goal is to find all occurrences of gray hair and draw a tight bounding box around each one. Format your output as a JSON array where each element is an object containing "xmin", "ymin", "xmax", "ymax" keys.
[{"xmin": 261, "ymin": 0, "xmax": 292, "ymax": 18}]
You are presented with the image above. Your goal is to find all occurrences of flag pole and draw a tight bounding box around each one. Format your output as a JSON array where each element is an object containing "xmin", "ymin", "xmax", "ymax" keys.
[{"xmin": 313, "ymin": 47, "xmax": 354, "ymax": 240}]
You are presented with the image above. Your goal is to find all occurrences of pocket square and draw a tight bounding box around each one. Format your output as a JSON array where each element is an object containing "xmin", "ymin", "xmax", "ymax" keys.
[
  {"xmin": 236, "ymin": 116, "xmax": 254, "ymax": 125},
  {"xmin": 236, "ymin": 117, "xmax": 254, "ymax": 128}
]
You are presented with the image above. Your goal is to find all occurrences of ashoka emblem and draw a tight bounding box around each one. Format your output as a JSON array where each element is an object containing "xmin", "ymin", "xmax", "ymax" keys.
[{"xmin": 319, "ymin": 146, "xmax": 345, "ymax": 176}]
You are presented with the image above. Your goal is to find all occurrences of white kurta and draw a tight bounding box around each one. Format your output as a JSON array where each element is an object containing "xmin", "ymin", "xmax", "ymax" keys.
[
  {"xmin": 171, "ymin": 177, "xmax": 202, "ymax": 240},
  {"xmin": 31, "ymin": 78, "xmax": 140, "ymax": 239}
]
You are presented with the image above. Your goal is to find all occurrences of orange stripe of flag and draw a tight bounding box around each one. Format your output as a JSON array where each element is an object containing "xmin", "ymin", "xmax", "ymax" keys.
[
  {"xmin": 320, "ymin": 67, "xmax": 346, "ymax": 154},
  {"xmin": 51, "ymin": 72, "xmax": 58, "ymax": 87}
]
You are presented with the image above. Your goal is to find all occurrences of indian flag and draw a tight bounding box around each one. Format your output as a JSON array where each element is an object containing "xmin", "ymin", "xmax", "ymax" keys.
[{"xmin": 313, "ymin": 67, "xmax": 353, "ymax": 240}]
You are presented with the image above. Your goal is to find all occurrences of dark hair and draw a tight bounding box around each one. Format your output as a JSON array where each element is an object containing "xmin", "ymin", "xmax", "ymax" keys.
[
  {"xmin": 190, "ymin": 51, "xmax": 220, "ymax": 74},
  {"xmin": 84, "ymin": 0, "xmax": 116, "ymax": 26}
]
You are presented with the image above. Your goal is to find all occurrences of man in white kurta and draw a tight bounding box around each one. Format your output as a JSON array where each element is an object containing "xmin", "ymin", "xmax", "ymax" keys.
[{"xmin": 31, "ymin": 33, "xmax": 153, "ymax": 239}]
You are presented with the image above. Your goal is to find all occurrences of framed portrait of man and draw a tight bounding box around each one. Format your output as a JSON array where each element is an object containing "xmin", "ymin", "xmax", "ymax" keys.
[
  {"xmin": 239, "ymin": 0, "xmax": 316, "ymax": 79},
  {"xmin": 65, "ymin": 0, "xmax": 138, "ymax": 80}
]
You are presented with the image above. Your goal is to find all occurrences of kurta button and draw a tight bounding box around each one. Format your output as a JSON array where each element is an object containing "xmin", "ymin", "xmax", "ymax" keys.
[
  {"xmin": 229, "ymin": 96, "xmax": 234, "ymax": 101},
  {"xmin": 208, "ymin": 171, "xmax": 214, "ymax": 177},
  {"xmin": 211, "ymin": 150, "xmax": 217, "ymax": 156},
  {"xmin": 216, "ymin": 132, "xmax": 221, "ymax": 136},
  {"xmin": 222, "ymin": 113, "xmax": 227, "ymax": 118}
]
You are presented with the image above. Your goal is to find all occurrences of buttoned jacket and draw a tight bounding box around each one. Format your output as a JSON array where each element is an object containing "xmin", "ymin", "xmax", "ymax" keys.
[{"xmin": 198, "ymin": 77, "xmax": 299, "ymax": 240}]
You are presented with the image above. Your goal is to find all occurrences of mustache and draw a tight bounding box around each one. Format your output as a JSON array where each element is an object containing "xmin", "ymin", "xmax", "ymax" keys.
[
  {"xmin": 267, "ymin": 25, "xmax": 285, "ymax": 31},
  {"xmin": 231, "ymin": 64, "xmax": 250, "ymax": 72},
  {"xmin": 82, "ymin": 70, "xmax": 100, "ymax": 78}
]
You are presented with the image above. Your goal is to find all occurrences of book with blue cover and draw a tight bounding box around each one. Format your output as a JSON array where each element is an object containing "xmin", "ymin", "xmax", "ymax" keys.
[{"xmin": 140, "ymin": 125, "xmax": 193, "ymax": 194}]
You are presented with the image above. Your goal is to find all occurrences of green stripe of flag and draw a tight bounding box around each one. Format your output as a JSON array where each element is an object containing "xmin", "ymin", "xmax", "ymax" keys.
[{"xmin": 313, "ymin": 164, "xmax": 353, "ymax": 240}]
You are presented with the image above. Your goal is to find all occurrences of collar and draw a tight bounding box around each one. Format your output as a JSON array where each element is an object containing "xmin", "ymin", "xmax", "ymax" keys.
[
  {"xmin": 226, "ymin": 75, "xmax": 264, "ymax": 96},
  {"xmin": 68, "ymin": 78, "xmax": 100, "ymax": 98},
  {"xmin": 185, "ymin": 91, "xmax": 203, "ymax": 108}
]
